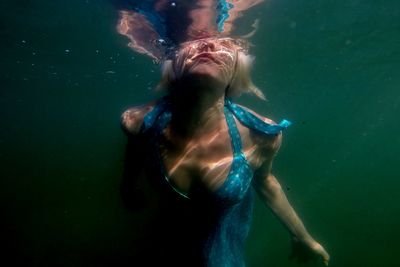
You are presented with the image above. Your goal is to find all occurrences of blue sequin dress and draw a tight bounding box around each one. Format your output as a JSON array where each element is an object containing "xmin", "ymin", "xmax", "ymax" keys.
[{"xmin": 132, "ymin": 96, "xmax": 290, "ymax": 267}]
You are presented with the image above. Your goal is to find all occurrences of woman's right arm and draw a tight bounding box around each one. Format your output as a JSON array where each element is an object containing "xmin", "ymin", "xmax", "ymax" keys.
[{"xmin": 120, "ymin": 105, "xmax": 153, "ymax": 211}]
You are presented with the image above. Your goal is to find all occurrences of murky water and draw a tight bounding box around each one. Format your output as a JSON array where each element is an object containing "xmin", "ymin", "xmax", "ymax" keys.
[{"xmin": 1, "ymin": 0, "xmax": 399, "ymax": 266}]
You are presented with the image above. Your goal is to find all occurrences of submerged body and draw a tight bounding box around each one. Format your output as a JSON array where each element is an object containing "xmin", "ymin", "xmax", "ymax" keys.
[
  {"xmin": 121, "ymin": 37, "xmax": 329, "ymax": 266},
  {"xmin": 122, "ymin": 96, "xmax": 287, "ymax": 266}
]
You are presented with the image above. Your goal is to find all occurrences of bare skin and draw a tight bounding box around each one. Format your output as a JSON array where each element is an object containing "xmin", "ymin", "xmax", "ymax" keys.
[{"xmin": 121, "ymin": 38, "xmax": 330, "ymax": 265}]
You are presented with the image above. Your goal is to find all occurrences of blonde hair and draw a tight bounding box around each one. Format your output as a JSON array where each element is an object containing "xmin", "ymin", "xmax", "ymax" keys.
[{"xmin": 156, "ymin": 50, "xmax": 265, "ymax": 100}]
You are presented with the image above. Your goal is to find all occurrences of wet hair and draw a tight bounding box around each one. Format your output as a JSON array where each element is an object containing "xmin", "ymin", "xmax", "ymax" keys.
[{"xmin": 156, "ymin": 39, "xmax": 266, "ymax": 100}]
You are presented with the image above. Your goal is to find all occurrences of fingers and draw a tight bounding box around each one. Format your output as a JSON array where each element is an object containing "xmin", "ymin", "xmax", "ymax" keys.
[
  {"xmin": 323, "ymin": 255, "xmax": 330, "ymax": 266},
  {"xmin": 309, "ymin": 241, "xmax": 330, "ymax": 266},
  {"xmin": 319, "ymin": 247, "xmax": 330, "ymax": 266},
  {"xmin": 290, "ymin": 239, "xmax": 330, "ymax": 266}
]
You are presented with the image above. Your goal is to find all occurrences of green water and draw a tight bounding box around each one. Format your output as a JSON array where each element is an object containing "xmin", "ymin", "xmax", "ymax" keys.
[{"xmin": 1, "ymin": 0, "xmax": 399, "ymax": 266}]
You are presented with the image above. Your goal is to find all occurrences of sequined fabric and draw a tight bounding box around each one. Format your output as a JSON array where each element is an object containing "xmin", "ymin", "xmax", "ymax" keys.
[{"xmin": 137, "ymin": 96, "xmax": 290, "ymax": 266}]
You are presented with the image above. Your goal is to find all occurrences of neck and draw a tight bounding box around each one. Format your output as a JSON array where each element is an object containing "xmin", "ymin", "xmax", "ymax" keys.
[{"xmin": 168, "ymin": 81, "xmax": 226, "ymax": 138}]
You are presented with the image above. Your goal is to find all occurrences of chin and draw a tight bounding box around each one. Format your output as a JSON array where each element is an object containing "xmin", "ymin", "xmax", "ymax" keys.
[
  {"xmin": 190, "ymin": 64, "xmax": 217, "ymax": 75},
  {"xmin": 186, "ymin": 71, "xmax": 227, "ymax": 87},
  {"xmin": 175, "ymin": 75, "xmax": 224, "ymax": 93},
  {"xmin": 186, "ymin": 61, "xmax": 228, "ymax": 80}
]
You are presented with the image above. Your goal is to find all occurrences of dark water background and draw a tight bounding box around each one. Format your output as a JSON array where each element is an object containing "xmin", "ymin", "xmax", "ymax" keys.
[{"xmin": 1, "ymin": 0, "xmax": 399, "ymax": 266}]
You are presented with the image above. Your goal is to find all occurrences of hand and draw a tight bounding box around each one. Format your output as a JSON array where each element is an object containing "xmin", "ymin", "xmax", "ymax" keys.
[{"xmin": 289, "ymin": 237, "xmax": 330, "ymax": 266}]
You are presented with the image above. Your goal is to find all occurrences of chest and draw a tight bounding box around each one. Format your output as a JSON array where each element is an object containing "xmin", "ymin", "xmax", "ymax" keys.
[{"xmin": 152, "ymin": 122, "xmax": 261, "ymax": 197}]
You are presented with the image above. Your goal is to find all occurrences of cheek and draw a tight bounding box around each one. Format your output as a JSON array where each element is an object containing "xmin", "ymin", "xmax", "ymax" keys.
[
  {"xmin": 216, "ymin": 52, "xmax": 236, "ymax": 71},
  {"xmin": 220, "ymin": 54, "xmax": 236, "ymax": 75},
  {"xmin": 219, "ymin": 52, "xmax": 235, "ymax": 65},
  {"xmin": 173, "ymin": 52, "xmax": 191, "ymax": 77}
]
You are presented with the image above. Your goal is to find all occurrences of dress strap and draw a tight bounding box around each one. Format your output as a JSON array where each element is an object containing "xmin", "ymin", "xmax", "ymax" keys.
[
  {"xmin": 140, "ymin": 95, "xmax": 170, "ymax": 133},
  {"xmin": 224, "ymin": 98, "xmax": 291, "ymax": 135},
  {"xmin": 223, "ymin": 106, "xmax": 244, "ymax": 157}
]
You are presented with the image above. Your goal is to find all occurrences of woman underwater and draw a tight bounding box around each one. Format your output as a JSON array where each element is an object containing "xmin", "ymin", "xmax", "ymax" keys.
[
  {"xmin": 120, "ymin": 37, "xmax": 329, "ymax": 266},
  {"xmin": 116, "ymin": 1, "xmax": 329, "ymax": 266}
]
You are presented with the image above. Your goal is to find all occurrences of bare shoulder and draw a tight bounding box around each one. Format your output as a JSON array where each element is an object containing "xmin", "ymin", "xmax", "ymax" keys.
[
  {"xmin": 121, "ymin": 102, "xmax": 156, "ymax": 135},
  {"xmin": 237, "ymin": 104, "xmax": 282, "ymax": 154},
  {"xmin": 236, "ymin": 104, "xmax": 277, "ymax": 125}
]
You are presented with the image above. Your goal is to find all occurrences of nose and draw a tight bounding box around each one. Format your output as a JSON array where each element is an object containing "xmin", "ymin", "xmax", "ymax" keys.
[{"xmin": 197, "ymin": 41, "xmax": 215, "ymax": 52}]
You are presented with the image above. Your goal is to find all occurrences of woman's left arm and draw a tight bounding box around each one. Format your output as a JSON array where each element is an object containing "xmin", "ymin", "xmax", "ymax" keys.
[{"xmin": 253, "ymin": 134, "xmax": 330, "ymax": 265}]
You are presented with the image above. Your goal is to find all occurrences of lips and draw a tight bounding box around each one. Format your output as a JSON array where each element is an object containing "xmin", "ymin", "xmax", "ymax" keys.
[{"xmin": 191, "ymin": 52, "xmax": 219, "ymax": 63}]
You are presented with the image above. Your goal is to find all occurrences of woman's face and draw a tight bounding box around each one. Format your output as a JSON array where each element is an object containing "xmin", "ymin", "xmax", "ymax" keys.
[{"xmin": 173, "ymin": 38, "xmax": 240, "ymax": 86}]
